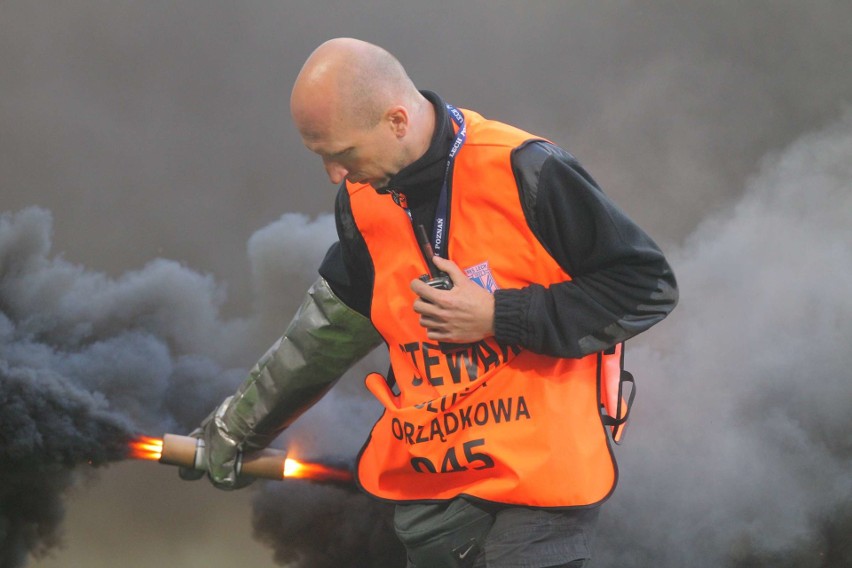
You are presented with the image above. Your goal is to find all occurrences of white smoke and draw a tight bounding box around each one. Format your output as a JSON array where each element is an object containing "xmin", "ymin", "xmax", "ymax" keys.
[{"xmin": 594, "ymin": 112, "xmax": 852, "ymax": 566}]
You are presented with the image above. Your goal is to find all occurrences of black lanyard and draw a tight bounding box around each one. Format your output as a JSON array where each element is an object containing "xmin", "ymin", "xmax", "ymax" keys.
[{"xmin": 390, "ymin": 103, "xmax": 467, "ymax": 262}]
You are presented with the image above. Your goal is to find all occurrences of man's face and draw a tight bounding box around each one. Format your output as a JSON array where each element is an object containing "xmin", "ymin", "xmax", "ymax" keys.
[{"xmin": 302, "ymin": 117, "xmax": 404, "ymax": 190}]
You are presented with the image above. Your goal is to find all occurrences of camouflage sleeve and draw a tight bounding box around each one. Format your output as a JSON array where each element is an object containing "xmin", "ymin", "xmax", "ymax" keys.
[{"xmin": 200, "ymin": 277, "xmax": 382, "ymax": 488}]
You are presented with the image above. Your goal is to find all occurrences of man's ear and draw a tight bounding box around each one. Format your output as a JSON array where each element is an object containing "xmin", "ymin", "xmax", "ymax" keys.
[{"xmin": 386, "ymin": 106, "xmax": 410, "ymax": 137}]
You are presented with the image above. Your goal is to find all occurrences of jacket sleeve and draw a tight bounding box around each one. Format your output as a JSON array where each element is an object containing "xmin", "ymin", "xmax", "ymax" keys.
[
  {"xmin": 493, "ymin": 141, "xmax": 678, "ymax": 358},
  {"xmin": 214, "ymin": 277, "xmax": 382, "ymax": 455}
]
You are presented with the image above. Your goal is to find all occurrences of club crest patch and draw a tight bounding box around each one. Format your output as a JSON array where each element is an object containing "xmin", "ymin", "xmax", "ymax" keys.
[{"xmin": 464, "ymin": 261, "xmax": 499, "ymax": 293}]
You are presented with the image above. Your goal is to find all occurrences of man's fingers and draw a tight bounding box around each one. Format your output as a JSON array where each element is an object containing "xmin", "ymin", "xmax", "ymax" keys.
[
  {"xmin": 418, "ymin": 311, "xmax": 445, "ymax": 328},
  {"xmin": 411, "ymin": 279, "xmax": 448, "ymax": 306},
  {"xmin": 431, "ymin": 256, "xmax": 464, "ymax": 282},
  {"xmin": 410, "ymin": 277, "xmax": 433, "ymax": 297}
]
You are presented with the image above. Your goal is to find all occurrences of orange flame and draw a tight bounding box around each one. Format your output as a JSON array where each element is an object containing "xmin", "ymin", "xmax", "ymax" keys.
[
  {"xmin": 283, "ymin": 457, "xmax": 353, "ymax": 483},
  {"xmin": 127, "ymin": 435, "xmax": 352, "ymax": 484},
  {"xmin": 128, "ymin": 436, "xmax": 163, "ymax": 461}
]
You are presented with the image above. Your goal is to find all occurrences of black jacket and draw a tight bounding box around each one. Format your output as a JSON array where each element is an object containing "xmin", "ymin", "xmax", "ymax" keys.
[{"xmin": 319, "ymin": 91, "xmax": 678, "ymax": 358}]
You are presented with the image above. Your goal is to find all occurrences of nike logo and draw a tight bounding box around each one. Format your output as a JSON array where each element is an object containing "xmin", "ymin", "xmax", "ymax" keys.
[{"xmin": 457, "ymin": 542, "xmax": 477, "ymax": 560}]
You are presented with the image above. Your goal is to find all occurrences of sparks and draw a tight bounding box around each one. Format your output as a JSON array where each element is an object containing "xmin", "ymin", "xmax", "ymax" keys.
[
  {"xmin": 128, "ymin": 435, "xmax": 163, "ymax": 461},
  {"xmin": 283, "ymin": 457, "xmax": 353, "ymax": 483}
]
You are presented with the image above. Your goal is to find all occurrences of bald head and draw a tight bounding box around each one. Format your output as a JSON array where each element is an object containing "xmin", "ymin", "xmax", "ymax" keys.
[
  {"xmin": 291, "ymin": 38, "xmax": 428, "ymax": 136},
  {"xmin": 290, "ymin": 38, "xmax": 436, "ymax": 187}
]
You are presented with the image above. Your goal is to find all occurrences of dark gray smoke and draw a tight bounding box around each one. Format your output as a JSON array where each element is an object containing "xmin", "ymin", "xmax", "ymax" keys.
[
  {"xmin": 246, "ymin": 111, "xmax": 852, "ymax": 568},
  {"xmin": 4, "ymin": 1, "xmax": 852, "ymax": 567},
  {"xmin": 0, "ymin": 208, "xmax": 400, "ymax": 567},
  {"xmin": 0, "ymin": 207, "xmax": 240, "ymax": 566},
  {"xmin": 245, "ymin": 215, "xmax": 405, "ymax": 567},
  {"xmin": 3, "ymin": 120, "xmax": 850, "ymax": 567},
  {"xmin": 252, "ymin": 483, "xmax": 404, "ymax": 568},
  {"xmin": 0, "ymin": 362, "xmax": 130, "ymax": 568},
  {"xmin": 593, "ymin": 112, "xmax": 852, "ymax": 567}
]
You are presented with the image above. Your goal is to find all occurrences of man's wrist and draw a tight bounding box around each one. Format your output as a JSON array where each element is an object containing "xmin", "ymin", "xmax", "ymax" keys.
[{"xmin": 493, "ymin": 287, "xmax": 532, "ymax": 346}]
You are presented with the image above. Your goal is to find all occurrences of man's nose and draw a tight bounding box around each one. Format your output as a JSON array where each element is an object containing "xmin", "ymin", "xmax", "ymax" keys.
[{"xmin": 324, "ymin": 161, "xmax": 349, "ymax": 184}]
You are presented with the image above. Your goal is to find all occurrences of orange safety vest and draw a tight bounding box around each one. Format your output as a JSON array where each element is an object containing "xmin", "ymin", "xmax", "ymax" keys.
[{"xmin": 349, "ymin": 108, "xmax": 626, "ymax": 508}]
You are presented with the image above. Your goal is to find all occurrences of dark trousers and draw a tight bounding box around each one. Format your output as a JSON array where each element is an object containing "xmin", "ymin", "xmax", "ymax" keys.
[{"xmin": 395, "ymin": 499, "xmax": 599, "ymax": 568}]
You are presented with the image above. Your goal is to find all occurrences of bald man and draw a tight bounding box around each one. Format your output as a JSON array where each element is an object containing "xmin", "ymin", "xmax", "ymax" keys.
[{"xmin": 187, "ymin": 38, "xmax": 678, "ymax": 567}]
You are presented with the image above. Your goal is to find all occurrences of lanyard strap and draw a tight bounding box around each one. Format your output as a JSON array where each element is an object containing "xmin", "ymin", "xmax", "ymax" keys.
[
  {"xmin": 433, "ymin": 104, "xmax": 466, "ymax": 258},
  {"xmin": 391, "ymin": 104, "xmax": 466, "ymax": 259}
]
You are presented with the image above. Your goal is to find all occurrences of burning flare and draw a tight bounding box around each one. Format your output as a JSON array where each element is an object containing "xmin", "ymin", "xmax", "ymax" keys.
[
  {"xmin": 284, "ymin": 457, "xmax": 353, "ymax": 483},
  {"xmin": 128, "ymin": 435, "xmax": 163, "ymax": 461},
  {"xmin": 127, "ymin": 434, "xmax": 353, "ymax": 485}
]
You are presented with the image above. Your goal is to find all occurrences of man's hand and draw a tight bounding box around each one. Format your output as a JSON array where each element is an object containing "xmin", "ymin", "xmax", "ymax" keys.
[
  {"xmin": 410, "ymin": 256, "xmax": 495, "ymax": 344},
  {"xmin": 179, "ymin": 396, "xmax": 254, "ymax": 490}
]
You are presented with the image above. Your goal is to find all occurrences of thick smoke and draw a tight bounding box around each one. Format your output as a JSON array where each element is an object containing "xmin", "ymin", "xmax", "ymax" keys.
[
  {"xmin": 4, "ymin": 2, "xmax": 852, "ymax": 566},
  {"xmin": 0, "ymin": 361, "xmax": 130, "ymax": 568},
  {"xmin": 593, "ymin": 112, "xmax": 852, "ymax": 566},
  {"xmin": 246, "ymin": 218, "xmax": 404, "ymax": 567},
  {"xmin": 4, "ymin": 114, "xmax": 852, "ymax": 566},
  {"xmin": 240, "ymin": 112, "xmax": 852, "ymax": 568},
  {"xmin": 248, "ymin": 360, "xmax": 403, "ymax": 567},
  {"xmin": 0, "ymin": 207, "xmax": 239, "ymax": 566},
  {"xmin": 252, "ymin": 483, "xmax": 404, "ymax": 568},
  {"xmin": 0, "ymin": 208, "xmax": 400, "ymax": 567},
  {"xmin": 2, "ymin": 120, "xmax": 850, "ymax": 568}
]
